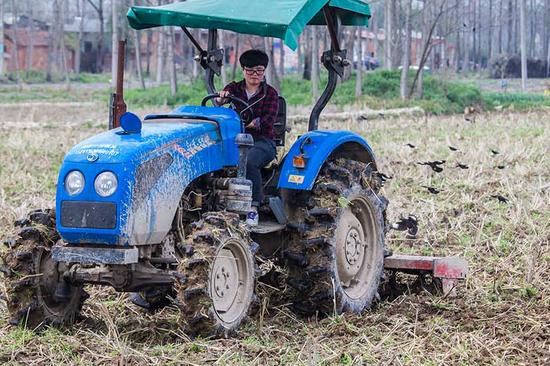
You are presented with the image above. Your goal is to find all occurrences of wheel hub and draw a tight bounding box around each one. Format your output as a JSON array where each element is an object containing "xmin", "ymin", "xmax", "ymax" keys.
[
  {"xmin": 211, "ymin": 248, "xmax": 240, "ymax": 312},
  {"xmin": 345, "ymin": 228, "xmax": 363, "ymax": 265}
]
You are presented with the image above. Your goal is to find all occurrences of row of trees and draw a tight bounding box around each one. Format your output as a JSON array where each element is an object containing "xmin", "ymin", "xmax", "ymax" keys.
[{"xmin": 1, "ymin": 1, "xmax": 548, "ymax": 98}]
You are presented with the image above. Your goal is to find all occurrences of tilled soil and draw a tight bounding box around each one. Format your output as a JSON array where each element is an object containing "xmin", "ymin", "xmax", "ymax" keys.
[{"xmin": 0, "ymin": 107, "xmax": 548, "ymax": 365}]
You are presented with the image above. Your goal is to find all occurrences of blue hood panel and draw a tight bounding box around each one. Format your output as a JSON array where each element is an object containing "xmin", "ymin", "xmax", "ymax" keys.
[
  {"xmin": 64, "ymin": 122, "xmax": 218, "ymax": 164},
  {"xmin": 56, "ymin": 107, "xmax": 242, "ymax": 246}
]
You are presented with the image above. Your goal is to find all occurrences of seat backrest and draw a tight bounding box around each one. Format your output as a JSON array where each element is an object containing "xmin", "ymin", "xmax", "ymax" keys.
[{"xmin": 273, "ymin": 96, "xmax": 287, "ymax": 147}]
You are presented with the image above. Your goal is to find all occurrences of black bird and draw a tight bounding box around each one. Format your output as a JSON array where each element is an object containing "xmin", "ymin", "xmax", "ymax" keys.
[
  {"xmin": 449, "ymin": 146, "xmax": 459, "ymax": 151},
  {"xmin": 417, "ymin": 160, "xmax": 446, "ymax": 173},
  {"xmin": 497, "ymin": 165, "xmax": 505, "ymax": 169},
  {"xmin": 491, "ymin": 195, "xmax": 509, "ymax": 204},
  {"xmin": 422, "ymin": 185, "xmax": 442, "ymax": 194},
  {"xmin": 456, "ymin": 163, "xmax": 469, "ymax": 169},
  {"xmin": 391, "ymin": 215, "xmax": 418, "ymax": 237},
  {"xmin": 491, "ymin": 149, "xmax": 500, "ymax": 156},
  {"xmin": 376, "ymin": 172, "xmax": 393, "ymax": 182},
  {"xmin": 405, "ymin": 143, "xmax": 416, "ymax": 149}
]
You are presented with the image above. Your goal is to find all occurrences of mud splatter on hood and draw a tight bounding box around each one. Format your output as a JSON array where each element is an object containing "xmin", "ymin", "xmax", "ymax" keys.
[{"xmin": 64, "ymin": 121, "xmax": 218, "ymax": 164}]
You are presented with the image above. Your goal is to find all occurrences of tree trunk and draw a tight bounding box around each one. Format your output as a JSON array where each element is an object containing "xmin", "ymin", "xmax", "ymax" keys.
[
  {"xmin": 463, "ymin": 1, "xmax": 470, "ymax": 72},
  {"xmin": 269, "ymin": 38, "xmax": 281, "ymax": 92},
  {"xmin": 303, "ymin": 28, "xmax": 311, "ymax": 80},
  {"xmin": 156, "ymin": 28, "xmax": 165, "ymax": 85},
  {"xmin": 488, "ymin": 0, "xmax": 493, "ymax": 60},
  {"xmin": 168, "ymin": 27, "xmax": 177, "ymax": 96},
  {"xmin": 130, "ymin": 0, "xmax": 145, "ymax": 89},
  {"xmin": 10, "ymin": 0, "xmax": 21, "ymax": 88},
  {"xmin": 400, "ymin": 0, "xmax": 412, "ymax": 100},
  {"xmin": 231, "ymin": 34, "xmax": 240, "ymax": 80},
  {"xmin": 0, "ymin": 0, "xmax": 3, "ymax": 75},
  {"xmin": 76, "ymin": 0, "xmax": 85, "ymax": 74},
  {"xmin": 111, "ymin": 0, "xmax": 118, "ymax": 89},
  {"xmin": 218, "ymin": 30, "xmax": 227, "ymax": 86},
  {"xmin": 384, "ymin": 0, "xmax": 393, "ymax": 69},
  {"xmin": 519, "ymin": 0, "xmax": 527, "ymax": 91},
  {"xmin": 59, "ymin": 0, "xmax": 70, "ymax": 89},
  {"xmin": 311, "ymin": 26, "xmax": 319, "ymax": 101},
  {"xmin": 355, "ymin": 28, "xmax": 363, "ymax": 98},
  {"xmin": 507, "ymin": 0, "xmax": 513, "ymax": 54},
  {"xmin": 26, "ymin": 0, "xmax": 34, "ymax": 71},
  {"xmin": 543, "ymin": 0, "xmax": 550, "ymax": 74},
  {"xmin": 498, "ymin": 0, "xmax": 503, "ymax": 54},
  {"xmin": 297, "ymin": 34, "xmax": 303, "ymax": 75},
  {"xmin": 343, "ymin": 28, "xmax": 355, "ymax": 81}
]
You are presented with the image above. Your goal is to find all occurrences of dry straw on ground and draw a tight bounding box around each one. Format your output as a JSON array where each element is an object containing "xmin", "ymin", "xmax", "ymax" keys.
[{"xmin": 0, "ymin": 106, "xmax": 548, "ymax": 365}]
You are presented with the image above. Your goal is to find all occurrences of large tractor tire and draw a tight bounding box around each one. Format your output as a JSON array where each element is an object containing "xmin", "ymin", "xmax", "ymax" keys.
[
  {"xmin": 285, "ymin": 158, "xmax": 388, "ymax": 316},
  {"xmin": 0, "ymin": 209, "xmax": 87, "ymax": 328},
  {"xmin": 175, "ymin": 212, "xmax": 256, "ymax": 337}
]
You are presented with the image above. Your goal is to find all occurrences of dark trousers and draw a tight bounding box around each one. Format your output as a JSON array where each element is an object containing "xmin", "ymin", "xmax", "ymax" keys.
[{"xmin": 246, "ymin": 138, "xmax": 276, "ymax": 206}]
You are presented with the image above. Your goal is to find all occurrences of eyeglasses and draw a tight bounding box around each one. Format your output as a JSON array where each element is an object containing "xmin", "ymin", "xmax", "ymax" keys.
[{"xmin": 244, "ymin": 68, "xmax": 266, "ymax": 76}]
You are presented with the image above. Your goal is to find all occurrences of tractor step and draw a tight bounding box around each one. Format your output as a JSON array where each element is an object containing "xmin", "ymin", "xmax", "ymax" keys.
[
  {"xmin": 250, "ymin": 220, "xmax": 286, "ymax": 234},
  {"xmin": 383, "ymin": 254, "xmax": 468, "ymax": 296}
]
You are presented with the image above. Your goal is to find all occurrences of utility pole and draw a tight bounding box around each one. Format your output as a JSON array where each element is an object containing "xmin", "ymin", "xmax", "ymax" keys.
[{"xmin": 519, "ymin": 0, "xmax": 527, "ymax": 91}]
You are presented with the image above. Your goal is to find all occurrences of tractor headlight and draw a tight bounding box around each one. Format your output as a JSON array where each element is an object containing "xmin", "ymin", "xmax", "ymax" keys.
[
  {"xmin": 94, "ymin": 171, "xmax": 118, "ymax": 197},
  {"xmin": 65, "ymin": 171, "xmax": 85, "ymax": 196}
]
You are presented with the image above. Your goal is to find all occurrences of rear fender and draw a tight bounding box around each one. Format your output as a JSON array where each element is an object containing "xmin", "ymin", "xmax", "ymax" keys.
[{"xmin": 277, "ymin": 130, "xmax": 377, "ymax": 190}]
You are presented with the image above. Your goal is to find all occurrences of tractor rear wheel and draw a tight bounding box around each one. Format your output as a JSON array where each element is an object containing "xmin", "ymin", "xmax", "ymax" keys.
[
  {"xmin": 285, "ymin": 159, "xmax": 387, "ymax": 315},
  {"xmin": 175, "ymin": 212, "xmax": 256, "ymax": 337},
  {"xmin": 0, "ymin": 209, "xmax": 87, "ymax": 328}
]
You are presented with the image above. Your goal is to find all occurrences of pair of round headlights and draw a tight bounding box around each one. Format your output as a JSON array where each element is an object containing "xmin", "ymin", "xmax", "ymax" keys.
[{"xmin": 65, "ymin": 171, "xmax": 118, "ymax": 197}]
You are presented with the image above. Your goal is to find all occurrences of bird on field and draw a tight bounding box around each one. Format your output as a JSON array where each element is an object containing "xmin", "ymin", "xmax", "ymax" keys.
[
  {"xmin": 391, "ymin": 215, "xmax": 418, "ymax": 238},
  {"xmin": 491, "ymin": 149, "xmax": 500, "ymax": 156},
  {"xmin": 422, "ymin": 185, "xmax": 442, "ymax": 194},
  {"xmin": 496, "ymin": 165, "xmax": 506, "ymax": 169},
  {"xmin": 405, "ymin": 143, "xmax": 416, "ymax": 149},
  {"xmin": 449, "ymin": 146, "xmax": 459, "ymax": 151},
  {"xmin": 417, "ymin": 160, "xmax": 445, "ymax": 173},
  {"xmin": 491, "ymin": 195, "xmax": 509, "ymax": 204},
  {"xmin": 456, "ymin": 163, "xmax": 469, "ymax": 169}
]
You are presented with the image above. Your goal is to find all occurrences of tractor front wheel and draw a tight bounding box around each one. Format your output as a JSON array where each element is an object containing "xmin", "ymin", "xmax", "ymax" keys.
[
  {"xmin": 0, "ymin": 209, "xmax": 87, "ymax": 328},
  {"xmin": 175, "ymin": 212, "xmax": 256, "ymax": 337},
  {"xmin": 285, "ymin": 159, "xmax": 387, "ymax": 315}
]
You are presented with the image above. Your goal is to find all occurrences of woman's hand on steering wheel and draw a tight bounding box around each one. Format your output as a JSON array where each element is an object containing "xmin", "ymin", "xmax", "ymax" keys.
[{"xmin": 216, "ymin": 90, "xmax": 230, "ymax": 105}]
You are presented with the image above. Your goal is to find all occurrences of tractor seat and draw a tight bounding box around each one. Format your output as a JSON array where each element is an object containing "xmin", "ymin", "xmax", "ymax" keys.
[{"xmin": 273, "ymin": 96, "xmax": 289, "ymax": 147}]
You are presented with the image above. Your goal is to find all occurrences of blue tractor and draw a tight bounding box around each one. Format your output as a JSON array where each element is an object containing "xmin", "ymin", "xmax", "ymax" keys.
[{"xmin": 1, "ymin": 0, "xmax": 388, "ymax": 336}]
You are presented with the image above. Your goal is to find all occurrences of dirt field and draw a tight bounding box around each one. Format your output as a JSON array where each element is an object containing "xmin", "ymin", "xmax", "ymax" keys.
[{"xmin": 0, "ymin": 104, "xmax": 548, "ymax": 365}]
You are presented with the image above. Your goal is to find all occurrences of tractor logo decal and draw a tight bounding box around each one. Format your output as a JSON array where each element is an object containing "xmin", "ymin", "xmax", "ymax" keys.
[
  {"xmin": 77, "ymin": 144, "xmax": 120, "ymax": 157},
  {"xmin": 288, "ymin": 174, "xmax": 305, "ymax": 184},
  {"xmin": 173, "ymin": 135, "xmax": 215, "ymax": 159}
]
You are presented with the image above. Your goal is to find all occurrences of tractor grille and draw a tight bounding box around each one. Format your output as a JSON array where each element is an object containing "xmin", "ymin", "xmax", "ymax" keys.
[{"xmin": 60, "ymin": 201, "xmax": 117, "ymax": 229}]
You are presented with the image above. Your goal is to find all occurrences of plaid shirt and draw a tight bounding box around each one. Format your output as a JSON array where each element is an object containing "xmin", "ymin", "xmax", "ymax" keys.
[{"xmin": 223, "ymin": 80, "xmax": 279, "ymax": 141}]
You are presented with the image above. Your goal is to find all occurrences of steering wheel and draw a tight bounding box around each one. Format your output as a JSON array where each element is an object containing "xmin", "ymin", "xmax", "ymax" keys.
[
  {"xmin": 201, "ymin": 93, "xmax": 250, "ymax": 109},
  {"xmin": 201, "ymin": 93, "xmax": 253, "ymax": 127}
]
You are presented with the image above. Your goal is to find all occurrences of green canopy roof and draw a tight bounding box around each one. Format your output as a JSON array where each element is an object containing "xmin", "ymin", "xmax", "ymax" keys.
[{"xmin": 127, "ymin": 0, "xmax": 370, "ymax": 50}]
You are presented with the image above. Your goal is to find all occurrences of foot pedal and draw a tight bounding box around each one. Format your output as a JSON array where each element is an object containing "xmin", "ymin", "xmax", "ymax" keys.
[{"xmin": 269, "ymin": 197, "xmax": 288, "ymax": 225}]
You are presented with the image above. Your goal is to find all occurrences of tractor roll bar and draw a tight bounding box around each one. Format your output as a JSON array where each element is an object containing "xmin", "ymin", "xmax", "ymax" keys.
[{"xmin": 308, "ymin": 6, "xmax": 350, "ymax": 132}]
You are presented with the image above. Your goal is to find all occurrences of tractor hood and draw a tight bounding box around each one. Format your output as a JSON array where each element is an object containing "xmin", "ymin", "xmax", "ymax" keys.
[{"xmin": 64, "ymin": 121, "xmax": 219, "ymax": 164}]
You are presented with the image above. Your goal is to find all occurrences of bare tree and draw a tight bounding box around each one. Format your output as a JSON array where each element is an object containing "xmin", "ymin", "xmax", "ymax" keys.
[
  {"xmin": 26, "ymin": 0, "xmax": 34, "ymax": 71},
  {"xmin": 311, "ymin": 26, "xmax": 319, "ymax": 101},
  {"xmin": 167, "ymin": 27, "xmax": 177, "ymax": 96},
  {"xmin": 384, "ymin": 0, "xmax": 394, "ymax": 69},
  {"xmin": 519, "ymin": 0, "xmax": 527, "ymax": 91},
  {"xmin": 0, "ymin": 0, "xmax": 3, "ymax": 75},
  {"xmin": 231, "ymin": 33, "xmax": 240, "ymax": 80},
  {"xmin": 130, "ymin": 0, "xmax": 145, "ymax": 89},
  {"xmin": 355, "ymin": 28, "xmax": 364, "ymax": 98},
  {"xmin": 400, "ymin": 0, "xmax": 412, "ymax": 100},
  {"xmin": 75, "ymin": 0, "xmax": 85, "ymax": 74},
  {"xmin": 111, "ymin": 0, "xmax": 119, "ymax": 89},
  {"xmin": 59, "ymin": 0, "xmax": 70, "ymax": 89},
  {"xmin": 218, "ymin": 30, "xmax": 227, "ymax": 86},
  {"xmin": 86, "ymin": 0, "xmax": 104, "ymax": 73},
  {"xmin": 156, "ymin": 28, "xmax": 165, "ymax": 85},
  {"xmin": 10, "ymin": 0, "xmax": 21, "ymax": 88}
]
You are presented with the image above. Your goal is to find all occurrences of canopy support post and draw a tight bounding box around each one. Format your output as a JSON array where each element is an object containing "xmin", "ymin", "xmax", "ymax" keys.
[
  {"xmin": 308, "ymin": 7, "xmax": 350, "ymax": 132},
  {"xmin": 181, "ymin": 27, "xmax": 224, "ymax": 96}
]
